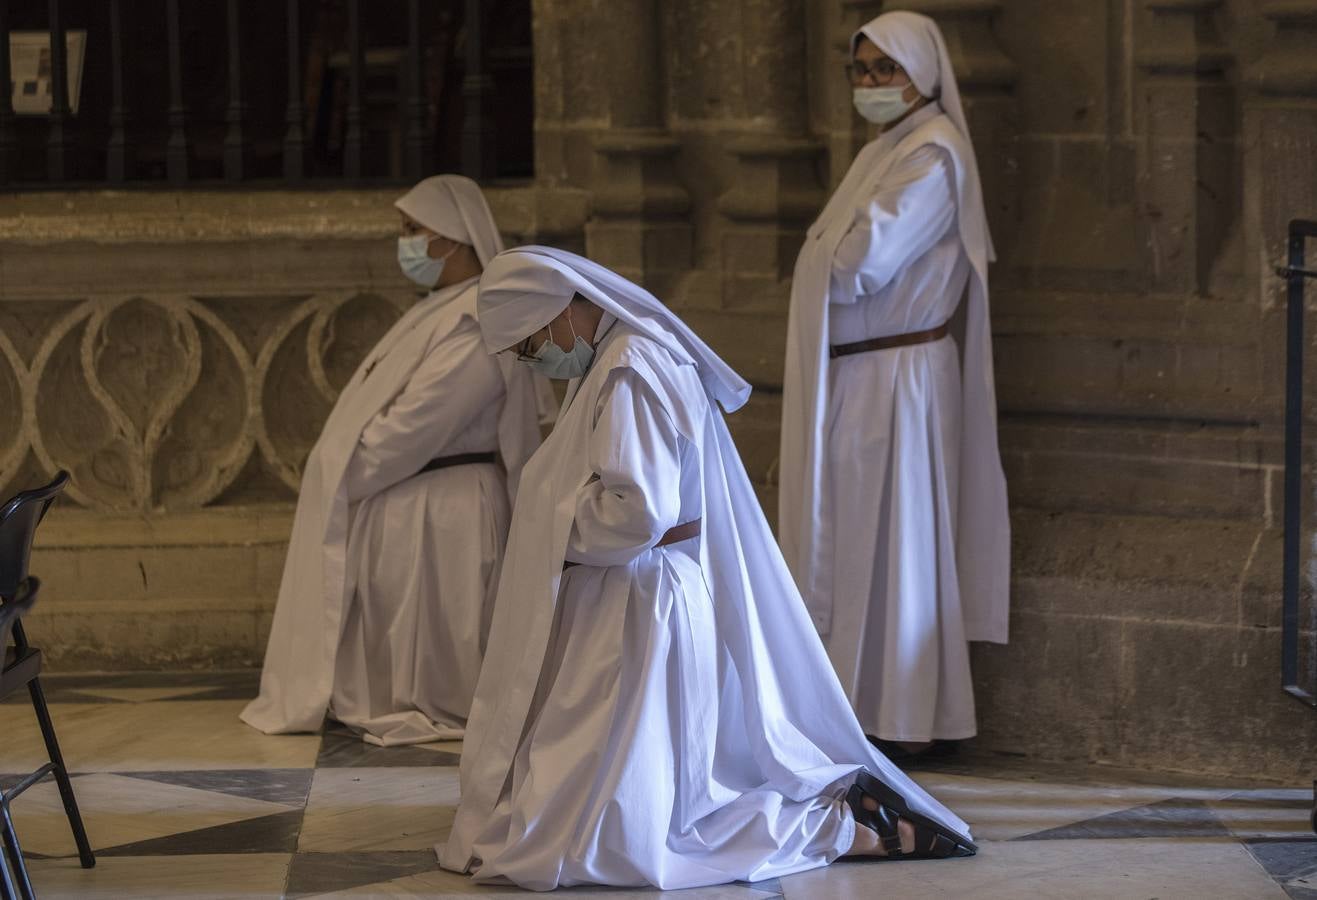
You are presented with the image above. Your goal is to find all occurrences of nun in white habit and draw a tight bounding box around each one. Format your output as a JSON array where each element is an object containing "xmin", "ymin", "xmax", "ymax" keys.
[
  {"xmin": 440, "ymin": 246, "xmax": 977, "ymax": 891},
  {"xmin": 240, "ymin": 175, "xmax": 544, "ymax": 745},
  {"xmin": 779, "ymin": 12, "xmax": 1011, "ymax": 751}
]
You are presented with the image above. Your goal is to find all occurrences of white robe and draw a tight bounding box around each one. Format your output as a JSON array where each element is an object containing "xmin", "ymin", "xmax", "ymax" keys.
[
  {"xmin": 782, "ymin": 105, "xmax": 1009, "ymax": 741},
  {"xmin": 441, "ymin": 321, "xmax": 970, "ymax": 891},
  {"xmin": 241, "ymin": 278, "xmax": 539, "ymax": 743}
]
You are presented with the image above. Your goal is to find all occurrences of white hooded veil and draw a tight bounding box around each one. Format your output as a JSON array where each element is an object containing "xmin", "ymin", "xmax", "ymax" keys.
[
  {"xmin": 779, "ymin": 11, "xmax": 1010, "ymax": 643},
  {"xmin": 241, "ymin": 176, "xmax": 543, "ymax": 735},
  {"xmin": 443, "ymin": 246, "xmax": 970, "ymax": 875},
  {"xmin": 475, "ymin": 246, "xmax": 751, "ymax": 413}
]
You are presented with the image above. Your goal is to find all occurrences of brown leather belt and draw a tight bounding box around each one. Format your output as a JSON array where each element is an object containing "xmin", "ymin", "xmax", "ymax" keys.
[
  {"xmin": 829, "ymin": 322, "xmax": 949, "ymax": 359},
  {"xmin": 417, "ymin": 452, "xmax": 497, "ymax": 476},
  {"xmin": 563, "ymin": 518, "xmax": 702, "ymax": 570}
]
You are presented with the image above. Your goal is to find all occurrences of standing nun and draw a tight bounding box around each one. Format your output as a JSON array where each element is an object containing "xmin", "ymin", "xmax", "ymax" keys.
[
  {"xmin": 241, "ymin": 175, "xmax": 544, "ymax": 745},
  {"xmin": 779, "ymin": 12, "xmax": 1011, "ymax": 755},
  {"xmin": 441, "ymin": 246, "xmax": 976, "ymax": 892}
]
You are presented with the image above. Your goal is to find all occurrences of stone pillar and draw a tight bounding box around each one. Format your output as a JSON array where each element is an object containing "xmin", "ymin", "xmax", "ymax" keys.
[
  {"xmin": 583, "ymin": 0, "xmax": 692, "ymax": 295},
  {"xmin": 1135, "ymin": 1, "xmax": 1233, "ymax": 296},
  {"xmin": 715, "ymin": 0, "xmax": 825, "ymax": 305},
  {"xmin": 1244, "ymin": 0, "xmax": 1317, "ymax": 311}
]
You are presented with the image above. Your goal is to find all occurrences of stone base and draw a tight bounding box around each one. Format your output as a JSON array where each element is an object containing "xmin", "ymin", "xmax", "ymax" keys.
[{"xmin": 26, "ymin": 506, "xmax": 291, "ymax": 670}]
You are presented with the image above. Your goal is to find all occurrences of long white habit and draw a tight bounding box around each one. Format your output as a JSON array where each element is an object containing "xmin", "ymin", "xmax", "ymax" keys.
[
  {"xmin": 440, "ymin": 247, "xmax": 972, "ymax": 891},
  {"xmin": 241, "ymin": 176, "xmax": 542, "ymax": 744},
  {"xmin": 779, "ymin": 12, "xmax": 1011, "ymax": 742}
]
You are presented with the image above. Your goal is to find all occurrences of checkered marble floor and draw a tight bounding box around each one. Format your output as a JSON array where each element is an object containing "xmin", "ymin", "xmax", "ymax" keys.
[{"xmin": 2, "ymin": 671, "xmax": 1313, "ymax": 899}]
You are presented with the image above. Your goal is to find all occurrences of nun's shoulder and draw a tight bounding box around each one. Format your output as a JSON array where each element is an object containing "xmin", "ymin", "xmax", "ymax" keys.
[
  {"xmin": 598, "ymin": 324, "xmax": 674, "ymax": 366},
  {"xmin": 594, "ymin": 327, "xmax": 693, "ymax": 391},
  {"xmin": 911, "ymin": 113, "xmax": 973, "ymax": 157}
]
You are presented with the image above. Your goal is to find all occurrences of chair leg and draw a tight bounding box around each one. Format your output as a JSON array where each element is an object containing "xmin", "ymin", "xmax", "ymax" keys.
[
  {"xmin": 0, "ymin": 801, "xmax": 34, "ymax": 900},
  {"xmin": 26, "ymin": 677, "xmax": 95, "ymax": 869},
  {"xmin": 0, "ymin": 842, "xmax": 14, "ymax": 900}
]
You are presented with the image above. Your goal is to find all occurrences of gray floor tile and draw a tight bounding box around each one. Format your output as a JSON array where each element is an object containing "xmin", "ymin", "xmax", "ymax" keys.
[
  {"xmin": 285, "ymin": 850, "xmax": 439, "ymax": 895},
  {"xmin": 1014, "ymin": 796, "xmax": 1232, "ymax": 841},
  {"xmin": 116, "ymin": 768, "xmax": 314, "ymax": 806}
]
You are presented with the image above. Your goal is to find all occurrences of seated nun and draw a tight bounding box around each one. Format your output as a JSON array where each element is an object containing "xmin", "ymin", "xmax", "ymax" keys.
[
  {"xmin": 439, "ymin": 246, "xmax": 976, "ymax": 891},
  {"xmin": 240, "ymin": 175, "xmax": 545, "ymax": 746}
]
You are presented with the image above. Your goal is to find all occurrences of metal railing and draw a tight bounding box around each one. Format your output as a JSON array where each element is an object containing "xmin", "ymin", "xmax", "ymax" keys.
[
  {"xmin": 0, "ymin": 0, "xmax": 530, "ymax": 188},
  {"xmin": 1280, "ymin": 218, "xmax": 1317, "ymax": 709}
]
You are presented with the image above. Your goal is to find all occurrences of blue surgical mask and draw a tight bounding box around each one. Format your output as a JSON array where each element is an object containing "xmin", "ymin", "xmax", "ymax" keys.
[
  {"xmin": 526, "ymin": 319, "xmax": 595, "ymax": 380},
  {"xmin": 397, "ymin": 233, "xmax": 453, "ymax": 287},
  {"xmin": 852, "ymin": 86, "xmax": 916, "ymax": 125}
]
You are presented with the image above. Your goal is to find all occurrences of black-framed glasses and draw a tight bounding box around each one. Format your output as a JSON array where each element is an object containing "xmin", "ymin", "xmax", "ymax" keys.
[
  {"xmin": 846, "ymin": 58, "xmax": 902, "ymax": 86},
  {"xmin": 514, "ymin": 333, "xmax": 542, "ymax": 362}
]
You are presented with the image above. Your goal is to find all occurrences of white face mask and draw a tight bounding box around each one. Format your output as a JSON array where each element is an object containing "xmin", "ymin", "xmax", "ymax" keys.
[
  {"xmin": 852, "ymin": 86, "xmax": 917, "ymax": 125},
  {"xmin": 397, "ymin": 234, "xmax": 458, "ymax": 288}
]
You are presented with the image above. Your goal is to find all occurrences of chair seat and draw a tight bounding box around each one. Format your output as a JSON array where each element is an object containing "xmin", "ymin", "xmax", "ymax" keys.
[{"xmin": 0, "ymin": 644, "xmax": 41, "ymax": 700}]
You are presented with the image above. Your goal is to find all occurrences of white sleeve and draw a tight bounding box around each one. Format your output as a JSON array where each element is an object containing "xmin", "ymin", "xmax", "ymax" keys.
[
  {"xmin": 564, "ymin": 367, "xmax": 683, "ymax": 567},
  {"xmin": 829, "ymin": 143, "xmax": 958, "ymax": 304},
  {"xmin": 344, "ymin": 322, "xmax": 502, "ymax": 503}
]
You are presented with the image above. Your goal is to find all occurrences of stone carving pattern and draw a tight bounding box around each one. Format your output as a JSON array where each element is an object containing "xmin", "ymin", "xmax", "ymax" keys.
[{"xmin": 0, "ymin": 292, "xmax": 407, "ymax": 511}]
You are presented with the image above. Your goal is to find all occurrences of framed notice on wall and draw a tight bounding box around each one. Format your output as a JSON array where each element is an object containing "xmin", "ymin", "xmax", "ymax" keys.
[{"xmin": 9, "ymin": 30, "xmax": 87, "ymax": 116}]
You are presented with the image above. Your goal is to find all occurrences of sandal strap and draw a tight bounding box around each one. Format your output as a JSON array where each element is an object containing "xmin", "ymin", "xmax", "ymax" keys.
[
  {"xmin": 919, "ymin": 827, "xmax": 959, "ymax": 859},
  {"xmin": 845, "ymin": 783, "xmax": 907, "ymax": 854}
]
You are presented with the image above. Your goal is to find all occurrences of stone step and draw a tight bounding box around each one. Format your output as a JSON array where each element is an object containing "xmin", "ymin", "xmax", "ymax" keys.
[{"xmin": 25, "ymin": 507, "xmax": 290, "ymax": 670}]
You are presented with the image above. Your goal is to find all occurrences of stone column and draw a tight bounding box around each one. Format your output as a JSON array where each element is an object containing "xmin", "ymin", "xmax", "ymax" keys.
[
  {"xmin": 1243, "ymin": 0, "xmax": 1317, "ymax": 311},
  {"xmin": 715, "ymin": 0, "xmax": 825, "ymax": 304},
  {"xmin": 1135, "ymin": 0, "xmax": 1233, "ymax": 296},
  {"xmin": 583, "ymin": 0, "xmax": 692, "ymax": 294}
]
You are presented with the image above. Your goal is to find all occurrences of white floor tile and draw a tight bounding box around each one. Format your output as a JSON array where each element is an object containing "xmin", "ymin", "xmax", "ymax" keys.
[
  {"xmin": 21, "ymin": 853, "xmax": 291, "ymax": 899},
  {"xmin": 779, "ymin": 839, "xmax": 1289, "ymax": 900},
  {"xmin": 298, "ymin": 767, "xmax": 460, "ymax": 852}
]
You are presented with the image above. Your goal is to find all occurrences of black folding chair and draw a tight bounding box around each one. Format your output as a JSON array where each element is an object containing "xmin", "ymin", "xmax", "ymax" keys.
[
  {"xmin": 1, "ymin": 578, "xmax": 45, "ymax": 900},
  {"xmin": 0, "ymin": 830, "xmax": 16, "ymax": 900},
  {"xmin": 0, "ymin": 473, "xmax": 95, "ymax": 899}
]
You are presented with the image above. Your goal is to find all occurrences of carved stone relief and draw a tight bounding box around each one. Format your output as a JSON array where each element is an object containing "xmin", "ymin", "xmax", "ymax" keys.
[{"xmin": 0, "ymin": 291, "xmax": 407, "ymax": 511}]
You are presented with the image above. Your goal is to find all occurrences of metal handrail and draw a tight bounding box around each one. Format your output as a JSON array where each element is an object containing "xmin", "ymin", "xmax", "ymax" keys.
[{"xmin": 1280, "ymin": 218, "xmax": 1317, "ymax": 709}]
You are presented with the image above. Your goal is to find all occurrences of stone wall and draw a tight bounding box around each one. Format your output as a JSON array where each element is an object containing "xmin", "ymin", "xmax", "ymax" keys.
[{"xmin": 3, "ymin": 0, "xmax": 1315, "ymax": 779}]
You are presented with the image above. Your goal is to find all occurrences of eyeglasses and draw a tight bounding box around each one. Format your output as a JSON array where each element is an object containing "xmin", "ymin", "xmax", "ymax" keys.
[
  {"xmin": 846, "ymin": 58, "xmax": 903, "ymax": 86},
  {"xmin": 513, "ymin": 333, "xmax": 542, "ymax": 363}
]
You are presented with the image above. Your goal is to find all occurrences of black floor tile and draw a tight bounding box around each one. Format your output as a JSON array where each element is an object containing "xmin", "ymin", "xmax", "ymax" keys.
[
  {"xmin": 97, "ymin": 809, "xmax": 304, "ymax": 857},
  {"xmin": 1244, "ymin": 837, "xmax": 1317, "ymax": 896},
  {"xmin": 1013, "ymin": 797, "xmax": 1233, "ymax": 841},
  {"xmin": 315, "ymin": 728, "xmax": 461, "ymax": 769}
]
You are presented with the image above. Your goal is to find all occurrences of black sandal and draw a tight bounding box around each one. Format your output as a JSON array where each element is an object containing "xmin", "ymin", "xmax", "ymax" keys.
[{"xmin": 844, "ymin": 770, "xmax": 977, "ymax": 859}]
